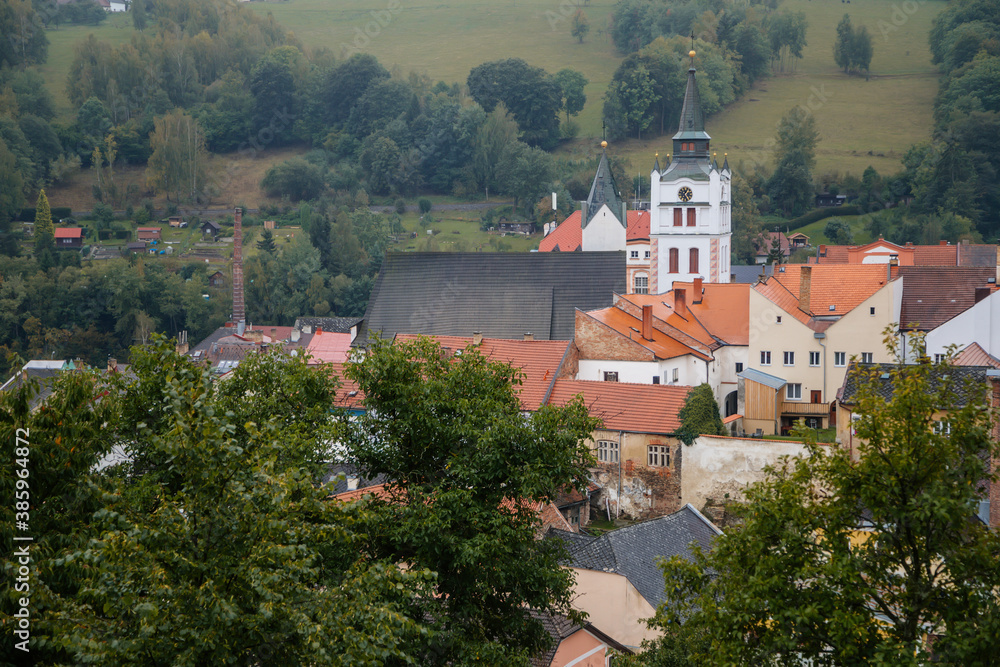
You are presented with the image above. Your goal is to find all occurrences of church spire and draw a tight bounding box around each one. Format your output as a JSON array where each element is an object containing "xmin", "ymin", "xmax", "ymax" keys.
[
  {"xmin": 672, "ymin": 48, "xmax": 711, "ymax": 162},
  {"xmin": 583, "ymin": 140, "xmax": 625, "ymax": 230}
]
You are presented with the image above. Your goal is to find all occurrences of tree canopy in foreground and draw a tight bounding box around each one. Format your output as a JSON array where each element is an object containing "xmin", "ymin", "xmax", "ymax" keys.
[{"xmin": 637, "ymin": 334, "xmax": 1000, "ymax": 665}]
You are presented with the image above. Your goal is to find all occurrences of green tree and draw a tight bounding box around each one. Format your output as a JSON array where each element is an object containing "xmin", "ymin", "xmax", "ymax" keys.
[
  {"xmin": 467, "ymin": 58, "xmax": 563, "ymax": 149},
  {"xmin": 654, "ymin": 334, "xmax": 1000, "ymax": 665},
  {"xmin": 767, "ymin": 11, "xmax": 808, "ymax": 73},
  {"xmin": 33, "ymin": 187, "xmax": 53, "ymax": 254},
  {"xmin": 824, "ymin": 218, "xmax": 854, "ymax": 244},
  {"xmin": 605, "ymin": 63, "xmax": 657, "ymax": 139},
  {"xmin": 36, "ymin": 341, "xmax": 440, "ymax": 665},
  {"xmin": 345, "ymin": 336, "xmax": 600, "ymax": 663},
  {"xmin": 0, "ymin": 137, "xmax": 24, "ymax": 255},
  {"xmin": 571, "ymin": 8, "xmax": 590, "ymax": 43},
  {"xmin": 496, "ymin": 141, "xmax": 553, "ymax": 215},
  {"xmin": 131, "ymin": 0, "xmax": 147, "ymax": 31},
  {"xmin": 768, "ymin": 107, "xmax": 819, "ymax": 216},
  {"xmin": 851, "ymin": 26, "xmax": 873, "ymax": 74},
  {"xmin": 834, "ymin": 14, "xmax": 853, "ymax": 72},
  {"xmin": 730, "ymin": 173, "xmax": 766, "ymax": 264},
  {"xmin": 554, "ymin": 69, "xmax": 588, "ymax": 122},
  {"xmin": 261, "ymin": 157, "xmax": 325, "ymax": 201},
  {"xmin": 0, "ymin": 0, "xmax": 48, "ymax": 69},
  {"xmin": 145, "ymin": 110, "xmax": 209, "ymax": 203},
  {"xmin": 473, "ymin": 102, "xmax": 519, "ymax": 196},
  {"xmin": 676, "ymin": 383, "xmax": 725, "ymax": 445},
  {"xmin": 256, "ymin": 227, "xmax": 277, "ymax": 254}
]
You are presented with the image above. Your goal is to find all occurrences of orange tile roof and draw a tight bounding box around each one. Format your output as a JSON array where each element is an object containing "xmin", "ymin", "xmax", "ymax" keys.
[
  {"xmin": 626, "ymin": 283, "xmax": 751, "ymax": 346},
  {"xmin": 54, "ymin": 227, "xmax": 82, "ymax": 238},
  {"xmin": 546, "ymin": 379, "xmax": 692, "ymax": 434},
  {"xmin": 764, "ymin": 265, "xmax": 891, "ymax": 316},
  {"xmin": 538, "ymin": 211, "xmax": 650, "ymax": 252},
  {"xmin": 585, "ymin": 307, "xmax": 712, "ymax": 361},
  {"xmin": 332, "ymin": 482, "xmax": 390, "ymax": 502},
  {"xmin": 306, "ymin": 331, "xmax": 352, "ymax": 364},
  {"xmin": 327, "ymin": 363, "xmax": 366, "ymax": 410},
  {"xmin": 393, "ymin": 334, "xmax": 569, "ymax": 411},
  {"xmin": 953, "ymin": 342, "xmax": 1000, "ymax": 369},
  {"xmin": 813, "ymin": 239, "xmax": 991, "ymax": 267},
  {"xmin": 752, "ymin": 278, "xmax": 812, "ymax": 325}
]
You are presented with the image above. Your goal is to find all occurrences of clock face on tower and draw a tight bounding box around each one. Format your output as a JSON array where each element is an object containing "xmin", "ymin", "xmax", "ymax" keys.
[{"xmin": 678, "ymin": 186, "xmax": 693, "ymax": 202}]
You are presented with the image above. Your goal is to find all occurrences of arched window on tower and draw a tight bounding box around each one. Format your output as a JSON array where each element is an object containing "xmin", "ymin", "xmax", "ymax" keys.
[
  {"xmin": 669, "ymin": 248, "xmax": 679, "ymax": 274},
  {"xmin": 690, "ymin": 248, "xmax": 699, "ymax": 274}
]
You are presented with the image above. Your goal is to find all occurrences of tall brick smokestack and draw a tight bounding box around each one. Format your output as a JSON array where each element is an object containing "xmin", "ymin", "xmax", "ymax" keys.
[{"xmin": 232, "ymin": 208, "xmax": 245, "ymax": 325}]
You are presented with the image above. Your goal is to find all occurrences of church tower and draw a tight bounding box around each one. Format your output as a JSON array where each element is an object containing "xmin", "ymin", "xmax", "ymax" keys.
[
  {"xmin": 580, "ymin": 140, "xmax": 627, "ymax": 252},
  {"xmin": 649, "ymin": 50, "xmax": 732, "ymax": 292}
]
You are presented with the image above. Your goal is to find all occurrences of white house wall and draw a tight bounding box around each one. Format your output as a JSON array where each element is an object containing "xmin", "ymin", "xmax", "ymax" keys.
[
  {"xmin": 926, "ymin": 289, "xmax": 1000, "ymax": 359},
  {"xmin": 581, "ymin": 205, "xmax": 626, "ymax": 252}
]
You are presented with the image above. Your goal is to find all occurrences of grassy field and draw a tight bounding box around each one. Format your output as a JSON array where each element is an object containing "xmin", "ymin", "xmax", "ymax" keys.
[{"xmin": 793, "ymin": 213, "xmax": 876, "ymax": 246}]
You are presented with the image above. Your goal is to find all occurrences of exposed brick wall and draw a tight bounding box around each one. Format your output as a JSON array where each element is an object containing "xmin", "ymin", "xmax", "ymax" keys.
[
  {"xmin": 574, "ymin": 310, "xmax": 655, "ymax": 362},
  {"xmin": 588, "ymin": 430, "xmax": 682, "ymax": 520},
  {"xmin": 559, "ymin": 341, "xmax": 580, "ymax": 379}
]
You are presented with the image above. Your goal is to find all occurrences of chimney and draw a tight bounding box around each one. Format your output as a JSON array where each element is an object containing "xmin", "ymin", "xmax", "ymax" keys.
[
  {"xmin": 523, "ymin": 332, "xmax": 534, "ymax": 341},
  {"xmin": 641, "ymin": 304, "xmax": 653, "ymax": 340},
  {"xmin": 107, "ymin": 357, "xmax": 118, "ymax": 373},
  {"xmin": 316, "ymin": 326, "xmax": 323, "ymax": 336},
  {"xmin": 819, "ymin": 244, "xmax": 827, "ymax": 257},
  {"xmin": 799, "ymin": 265, "xmax": 812, "ymax": 314},
  {"xmin": 302, "ymin": 324, "xmax": 313, "ymax": 334},
  {"xmin": 693, "ymin": 277, "xmax": 703, "ymax": 304},
  {"xmin": 675, "ymin": 288, "xmax": 688, "ymax": 318},
  {"xmin": 232, "ymin": 208, "xmax": 245, "ymax": 325},
  {"xmin": 975, "ymin": 287, "xmax": 991, "ymax": 304},
  {"xmin": 175, "ymin": 330, "xmax": 189, "ymax": 356},
  {"xmin": 237, "ymin": 321, "xmax": 246, "ymax": 336},
  {"xmin": 290, "ymin": 328, "xmax": 301, "ymax": 342},
  {"xmin": 939, "ymin": 240, "xmax": 948, "ymax": 246},
  {"xmin": 473, "ymin": 331, "xmax": 483, "ymax": 345}
]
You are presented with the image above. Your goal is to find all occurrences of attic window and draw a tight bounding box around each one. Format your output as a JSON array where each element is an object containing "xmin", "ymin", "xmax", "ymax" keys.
[
  {"xmin": 779, "ymin": 267, "xmax": 785, "ymax": 273},
  {"xmin": 828, "ymin": 305, "xmax": 836, "ymax": 311},
  {"xmin": 776, "ymin": 316, "xmax": 782, "ymax": 323}
]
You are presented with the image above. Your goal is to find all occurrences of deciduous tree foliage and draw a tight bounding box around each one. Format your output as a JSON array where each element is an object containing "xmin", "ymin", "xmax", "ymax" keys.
[
  {"xmin": 651, "ymin": 334, "xmax": 1000, "ymax": 665},
  {"xmin": 768, "ymin": 106, "xmax": 819, "ymax": 216},
  {"xmin": 345, "ymin": 336, "xmax": 600, "ymax": 663},
  {"xmin": 467, "ymin": 58, "xmax": 563, "ymax": 150}
]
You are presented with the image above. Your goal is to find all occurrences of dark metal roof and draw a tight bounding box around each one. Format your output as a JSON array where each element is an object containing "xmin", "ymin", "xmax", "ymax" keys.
[
  {"xmin": 355, "ymin": 251, "xmax": 626, "ymax": 346},
  {"xmin": 730, "ymin": 264, "xmax": 774, "ymax": 284},
  {"xmin": 673, "ymin": 68, "xmax": 710, "ymax": 141},
  {"xmin": 552, "ymin": 504, "xmax": 721, "ymax": 608},
  {"xmin": 583, "ymin": 150, "xmax": 625, "ymax": 229},
  {"xmin": 838, "ymin": 362, "xmax": 989, "ymax": 407}
]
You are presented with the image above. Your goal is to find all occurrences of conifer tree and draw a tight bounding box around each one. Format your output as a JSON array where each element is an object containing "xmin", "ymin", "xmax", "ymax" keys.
[{"xmin": 34, "ymin": 188, "xmax": 54, "ymax": 254}]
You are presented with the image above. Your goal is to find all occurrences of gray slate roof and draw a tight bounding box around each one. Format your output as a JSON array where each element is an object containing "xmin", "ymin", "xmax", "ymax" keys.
[
  {"xmin": 839, "ymin": 362, "xmax": 990, "ymax": 407},
  {"xmin": 583, "ymin": 151, "xmax": 625, "ymax": 229},
  {"xmin": 730, "ymin": 263, "xmax": 774, "ymax": 284},
  {"xmin": 356, "ymin": 251, "xmax": 626, "ymax": 345},
  {"xmin": 551, "ymin": 504, "xmax": 722, "ymax": 608}
]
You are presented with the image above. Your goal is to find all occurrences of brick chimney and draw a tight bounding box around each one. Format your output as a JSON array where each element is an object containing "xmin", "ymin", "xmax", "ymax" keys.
[
  {"xmin": 693, "ymin": 277, "xmax": 703, "ymax": 304},
  {"xmin": 799, "ymin": 265, "xmax": 812, "ymax": 314},
  {"xmin": 473, "ymin": 331, "xmax": 483, "ymax": 345},
  {"xmin": 675, "ymin": 288, "xmax": 688, "ymax": 318},
  {"xmin": 107, "ymin": 357, "xmax": 118, "ymax": 373},
  {"xmin": 232, "ymin": 208, "xmax": 245, "ymax": 326},
  {"xmin": 641, "ymin": 304, "xmax": 653, "ymax": 340},
  {"xmin": 819, "ymin": 244, "xmax": 827, "ymax": 257}
]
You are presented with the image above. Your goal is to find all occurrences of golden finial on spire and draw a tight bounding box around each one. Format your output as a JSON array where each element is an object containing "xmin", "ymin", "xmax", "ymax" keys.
[
  {"xmin": 601, "ymin": 140, "xmax": 608, "ymax": 148},
  {"xmin": 689, "ymin": 50, "xmax": 696, "ymax": 58}
]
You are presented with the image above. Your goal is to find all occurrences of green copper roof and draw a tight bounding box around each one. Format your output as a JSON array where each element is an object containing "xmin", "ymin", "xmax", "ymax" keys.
[
  {"xmin": 584, "ymin": 150, "xmax": 625, "ymax": 229},
  {"xmin": 673, "ymin": 67, "xmax": 711, "ymax": 141}
]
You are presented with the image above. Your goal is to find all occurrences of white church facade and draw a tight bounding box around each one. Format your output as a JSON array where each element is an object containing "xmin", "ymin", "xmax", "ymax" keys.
[{"xmin": 541, "ymin": 51, "xmax": 731, "ymax": 295}]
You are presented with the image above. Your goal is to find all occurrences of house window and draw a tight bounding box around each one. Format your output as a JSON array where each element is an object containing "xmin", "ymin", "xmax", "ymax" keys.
[
  {"xmin": 870, "ymin": 307, "xmax": 876, "ymax": 316},
  {"xmin": 933, "ymin": 420, "xmax": 951, "ymax": 435},
  {"xmin": 786, "ymin": 383, "xmax": 802, "ymax": 400},
  {"xmin": 671, "ymin": 368, "xmax": 679, "ymax": 383},
  {"xmin": 597, "ymin": 440, "xmax": 619, "ymax": 463},
  {"xmin": 761, "ymin": 351, "xmax": 771, "ymax": 366},
  {"xmin": 933, "ymin": 353, "xmax": 945, "ymax": 364},
  {"xmin": 783, "ymin": 351, "xmax": 795, "ymax": 366},
  {"xmin": 644, "ymin": 250, "xmax": 650, "ymax": 259},
  {"xmin": 809, "ymin": 351, "xmax": 820, "ymax": 366},
  {"xmin": 673, "ymin": 209, "xmax": 683, "ymax": 227},
  {"xmin": 736, "ymin": 362, "xmax": 744, "ymax": 373},
  {"xmin": 603, "ymin": 371, "xmax": 619, "ymax": 382},
  {"xmin": 776, "ymin": 316, "xmax": 782, "ymax": 323},
  {"xmin": 648, "ymin": 445, "xmax": 670, "ymax": 467},
  {"xmin": 835, "ymin": 352, "xmax": 846, "ymax": 367},
  {"xmin": 634, "ymin": 274, "xmax": 649, "ymax": 294},
  {"xmin": 861, "ymin": 352, "xmax": 873, "ymax": 364},
  {"xmin": 669, "ymin": 248, "xmax": 679, "ymax": 273},
  {"xmin": 687, "ymin": 208, "xmax": 696, "ymax": 226},
  {"xmin": 689, "ymin": 248, "xmax": 699, "ymax": 274},
  {"xmin": 652, "ymin": 376, "xmax": 660, "ymax": 384},
  {"xmin": 630, "ymin": 250, "xmax": 639, "ymax": 259}
]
